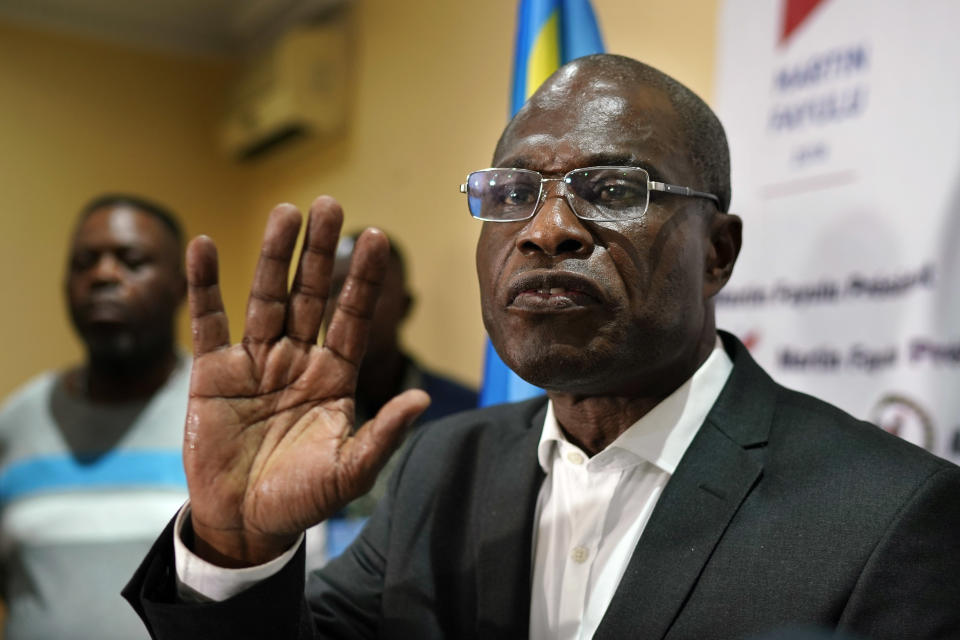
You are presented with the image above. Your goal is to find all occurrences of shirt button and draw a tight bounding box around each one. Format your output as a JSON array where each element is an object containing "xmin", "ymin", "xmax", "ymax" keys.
[
  {"xmin": 571, "ymin": 546, "xmax": 590, "ymax": 563},
  {"xmin": 566, "ymin": 451, "xmax": 585, "ymax": 465}
]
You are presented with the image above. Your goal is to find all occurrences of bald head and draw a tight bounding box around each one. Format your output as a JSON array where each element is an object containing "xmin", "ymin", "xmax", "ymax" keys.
[{"xmin": 495, "ymin": 54, "xmax": 731, "ymax": 212}]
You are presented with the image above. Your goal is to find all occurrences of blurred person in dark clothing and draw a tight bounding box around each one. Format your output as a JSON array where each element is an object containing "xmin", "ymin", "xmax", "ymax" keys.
[{"xmin": 321, "ymin": 232, "xmax": 476, "ymax": 546}]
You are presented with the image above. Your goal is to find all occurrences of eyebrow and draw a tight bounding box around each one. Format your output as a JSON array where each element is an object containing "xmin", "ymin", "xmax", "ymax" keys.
[{"xmin": 501, "ymin": 153, "xmax": 666, "ymax": 183}]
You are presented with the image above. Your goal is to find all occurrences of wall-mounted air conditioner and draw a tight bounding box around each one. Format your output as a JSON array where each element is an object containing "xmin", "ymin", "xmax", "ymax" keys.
[{"xmin": 220, "ymin": 15, "xmax": 351, "ymax": 160}]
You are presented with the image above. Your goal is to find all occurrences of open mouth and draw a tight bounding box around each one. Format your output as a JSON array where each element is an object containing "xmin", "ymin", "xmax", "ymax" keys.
[{"xmin": 506, "ymin": 271, "xmax": 604, "ymax": 311}]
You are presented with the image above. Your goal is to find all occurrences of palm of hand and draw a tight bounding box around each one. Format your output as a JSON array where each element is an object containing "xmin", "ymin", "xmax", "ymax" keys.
[{"xmin": 183, "ymin": 198, "xmax": 429, "ymax": 566}]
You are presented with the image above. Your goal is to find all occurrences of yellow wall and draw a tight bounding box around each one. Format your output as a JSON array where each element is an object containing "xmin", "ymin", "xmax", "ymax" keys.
[{"xmin": 0, "ymin": 0, "xmax": 719, "ymax": 400}]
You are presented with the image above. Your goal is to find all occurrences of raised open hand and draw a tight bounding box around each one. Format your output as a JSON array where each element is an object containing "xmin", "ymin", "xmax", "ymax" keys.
[{"xmin": 183, "ymin": 197, "xmax": 430, "ymax": 567}]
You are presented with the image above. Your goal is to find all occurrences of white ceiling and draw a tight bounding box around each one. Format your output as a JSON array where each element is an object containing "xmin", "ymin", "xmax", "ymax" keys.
[{"xmin": 0, "ymin": 0, "xmax": 346, "ymax": 58}]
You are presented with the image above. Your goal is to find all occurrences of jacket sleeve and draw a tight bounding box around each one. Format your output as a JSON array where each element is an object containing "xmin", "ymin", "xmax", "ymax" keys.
[
  {"xmin": 122, "ymin": 429, "xmax": 423, "ymax": 640},
  {"xmin": 122, "ymin": 515, "xmax": 316, "ymax": 640},
  {"xmin": 838, "ymin": 463, "xmax": 960, "ymax": 640}
]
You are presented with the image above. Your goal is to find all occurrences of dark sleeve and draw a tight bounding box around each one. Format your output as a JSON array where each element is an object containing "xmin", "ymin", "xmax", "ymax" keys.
[
  {"xmin": 122, "ymin": 516, "xmax": 315, "ymax": 640},
  {"xmin": 122, "ymin": 426, "xmax": 428, "ymax": 640},
  {"xmin": 838, "ymin": 464, "xmax": 960, "ymax": 639}
]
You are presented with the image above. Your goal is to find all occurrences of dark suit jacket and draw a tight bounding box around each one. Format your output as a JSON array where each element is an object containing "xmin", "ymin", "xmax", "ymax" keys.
[{"xmin": 124, "ymin": 333, "xmax": 960, "ymax": 639}]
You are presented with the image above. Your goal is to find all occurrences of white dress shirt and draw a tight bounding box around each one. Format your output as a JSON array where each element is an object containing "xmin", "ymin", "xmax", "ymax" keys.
[
  {"xmin": 174, "ymin": 339, "xmax": 733, "ymax": 637},
  {"xmin": 529, "ymin": 340, "xmax": 732, "ymax": 639}
]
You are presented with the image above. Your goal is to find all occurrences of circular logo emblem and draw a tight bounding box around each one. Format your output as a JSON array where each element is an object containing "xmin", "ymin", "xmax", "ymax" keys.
[{"xmin": 870, "ymin": 394, "xmax": 935, "ymax": 451}]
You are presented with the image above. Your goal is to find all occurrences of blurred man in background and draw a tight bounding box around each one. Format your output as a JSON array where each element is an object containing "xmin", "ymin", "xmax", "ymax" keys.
[{"xmin": 0, "ymin": 194, "xmax": 189, "ymax": 639}]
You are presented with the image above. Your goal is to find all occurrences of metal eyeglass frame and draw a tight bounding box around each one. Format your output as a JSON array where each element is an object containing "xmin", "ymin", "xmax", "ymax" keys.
[{"xmin": 459, "ymin": 166, "xmax": 721, "ymax": 222}]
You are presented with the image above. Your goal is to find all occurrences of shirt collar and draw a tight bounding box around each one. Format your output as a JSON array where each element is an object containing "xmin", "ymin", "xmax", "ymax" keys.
[{"xmin": 536, "ymin": 336, "xmax": 733, "ymax": 475}]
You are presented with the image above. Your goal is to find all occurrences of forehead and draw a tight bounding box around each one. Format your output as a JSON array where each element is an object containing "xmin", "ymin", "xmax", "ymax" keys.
[
  {"xmin": 494, "ymin": 78, "xmax": 690, "ymax": 180},
  {"xmin": 73, "ymin": 205, "xmax": 174, "ymax": 251}
]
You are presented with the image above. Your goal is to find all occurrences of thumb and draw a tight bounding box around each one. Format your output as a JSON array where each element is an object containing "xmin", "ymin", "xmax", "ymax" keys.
[{"xmin": 345, "ymin": 389, "xmax": 431, "ymax": 488}]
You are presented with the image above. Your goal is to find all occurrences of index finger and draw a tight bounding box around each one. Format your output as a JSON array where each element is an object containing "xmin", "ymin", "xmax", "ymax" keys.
[
  {"xmin": 322, "ymin": 227, "xmax": 390, "ymax": 367},
  {"xmin": 187, "ymin": 235, "xmax": 230, "ymax": 356}
]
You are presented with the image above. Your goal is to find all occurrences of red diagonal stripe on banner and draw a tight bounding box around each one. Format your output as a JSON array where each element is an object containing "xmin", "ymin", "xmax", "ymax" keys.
[{"xmin": 780, "ymin": 0, "xmax": 829, "ymax": 44}]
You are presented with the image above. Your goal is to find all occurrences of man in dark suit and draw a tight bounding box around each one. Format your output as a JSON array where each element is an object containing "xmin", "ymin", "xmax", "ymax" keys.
[{"xmin": 124, "ymin": 54, "xmax": 960, "ymax": 639}]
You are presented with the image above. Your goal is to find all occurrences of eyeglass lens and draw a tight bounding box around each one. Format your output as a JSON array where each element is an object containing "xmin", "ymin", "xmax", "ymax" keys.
[{"xmin": 465, "ymin": 167, "xmax": 651, "ymax": 222}]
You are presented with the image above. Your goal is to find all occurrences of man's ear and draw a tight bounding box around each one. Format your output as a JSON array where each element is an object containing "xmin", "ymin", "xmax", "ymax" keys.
[{"xmin": 704, "ymin": 212, "xmax": 742, "ymax": 298}]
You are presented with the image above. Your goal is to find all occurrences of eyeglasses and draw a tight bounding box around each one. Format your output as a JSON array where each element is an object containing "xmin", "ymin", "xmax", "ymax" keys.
[{"xmin": 459, "ymin": 166, "xmax": 720, "ymax": 222}]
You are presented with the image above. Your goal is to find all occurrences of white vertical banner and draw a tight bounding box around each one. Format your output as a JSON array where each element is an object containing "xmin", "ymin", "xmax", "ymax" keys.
[{"xmin": 714, "ymin": 0, "xmax": 960, "ymax": 464}]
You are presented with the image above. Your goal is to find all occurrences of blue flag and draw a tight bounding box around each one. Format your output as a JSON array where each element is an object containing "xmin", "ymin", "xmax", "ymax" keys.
[{"xmin": 479, "ymin": 0, "xmax": 605, "ymax": 407}]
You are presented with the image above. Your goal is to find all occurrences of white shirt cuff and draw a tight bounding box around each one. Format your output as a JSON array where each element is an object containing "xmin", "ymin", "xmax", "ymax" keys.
[{"xmin": 173, "ymin": 501, "xmax": 304, "ymax": 603}]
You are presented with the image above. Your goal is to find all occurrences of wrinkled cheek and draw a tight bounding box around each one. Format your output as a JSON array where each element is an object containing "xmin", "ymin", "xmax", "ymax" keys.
[
  {"xmin": 480, "ymin": 302, "xmax": 513, "ymax": 358},
  {"xmin": 475, "ymin": 248, "xmax": 510, "ymax": 334},
  {"xmin": 476, "ymin": 273, "xmax": 497, "ymax": 331}
]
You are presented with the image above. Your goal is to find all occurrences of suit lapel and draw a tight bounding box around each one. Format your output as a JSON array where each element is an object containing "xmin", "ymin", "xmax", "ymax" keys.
[
  {"xmin": 476, "ymin": 399, "xmax": 547, "ymax": 638},
  {"xmin": 594, "ymin": 333, "xmax": 775, "ymax": 639}
]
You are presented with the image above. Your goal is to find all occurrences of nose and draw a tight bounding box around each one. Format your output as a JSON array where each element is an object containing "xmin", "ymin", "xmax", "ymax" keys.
[
  {"xmin": 90, "ymin": 253, "xmax": 123, "ymax": 286},
  {"xmin": 515, "ymin": 184, "xmax": 594, "ymax": 257}
]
